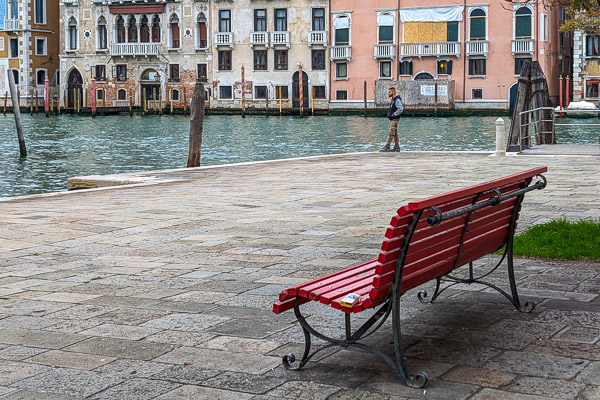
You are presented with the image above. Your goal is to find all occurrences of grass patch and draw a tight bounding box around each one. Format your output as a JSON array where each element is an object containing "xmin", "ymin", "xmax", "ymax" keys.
[{"xmin": 512, "ymin": 219, "xmax": 600, "ymax": 260}]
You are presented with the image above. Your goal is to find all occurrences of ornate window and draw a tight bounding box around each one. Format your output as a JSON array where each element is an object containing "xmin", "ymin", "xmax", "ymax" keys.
[
  {"xmin": 68, "ymin": 17, "xmax": 78, "ymax": 50},
  {"xmin": 115, "ymin": 16, "xmax": 125, "ymax": 43},
  {"xmin": 515, "ymin": 7, "xmax": 532, "ymax": 39},
  {"xmin": 169, "ymin": 14, "xmax": 180, "ymax": 48},
  {"xmin": 127, "ymin": 15, "xmax": 137, "ymax": 43},
  {"xmin": 469, "ymin": 9, "xmax": 486, "ymax": 40},
  {"xmin": 140, "ymin": 15, "xmax": 150, "ymax": 43},
  {"xmin": 197, "ymin": 13, "xmax": 207, "ymax": 48},
  {"xmin": 97, "ymin": 16, "xmax": 107, "ymax": 49}
]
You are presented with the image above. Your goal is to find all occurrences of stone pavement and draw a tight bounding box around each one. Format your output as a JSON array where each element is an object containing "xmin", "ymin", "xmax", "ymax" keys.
[{"xmin": 0, "ymin": 151, "xmax": 599, "ymax": 399}]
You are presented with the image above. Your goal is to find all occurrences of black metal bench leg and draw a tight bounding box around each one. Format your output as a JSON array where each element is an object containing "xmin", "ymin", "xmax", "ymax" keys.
[
  {"xmin": 506, "ymin": 240, "xmax": 535, "ymax": 313},
  {"xmin": 282, "ymin": 321, "xmax": 312, "ymax": 370},
  {"xmin": 392, "ymin": 296, "xmax": 428, "ymax": 388}
]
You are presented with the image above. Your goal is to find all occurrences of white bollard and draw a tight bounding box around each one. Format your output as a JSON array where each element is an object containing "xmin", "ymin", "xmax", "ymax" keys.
[{"xmin": 495, "ymin": 117, "xmax": 506, "ymax": 156}]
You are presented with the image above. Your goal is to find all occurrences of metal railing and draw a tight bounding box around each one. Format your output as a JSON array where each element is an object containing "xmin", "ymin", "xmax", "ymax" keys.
[{"xmin": 517, "ymin": 106, "xmax": 600, "ymax": 151}]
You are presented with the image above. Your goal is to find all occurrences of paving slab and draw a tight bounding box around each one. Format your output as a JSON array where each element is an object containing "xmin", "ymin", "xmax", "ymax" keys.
[{"xmin": 0, "ymin": 151, "xmax": 599, "ymax": 398}]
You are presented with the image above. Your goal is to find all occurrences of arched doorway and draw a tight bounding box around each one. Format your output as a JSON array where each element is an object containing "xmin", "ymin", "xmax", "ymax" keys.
[
  {"xmin": 140, "ymin": 68, "xmax": 161, "ymax": 107},
  {"xmin": 414, "ymin": 72, "xmax": 434, "ymax": 80},
  {"xmin": 509, "ymin": 83, "xmax": 518, "ymax": 115},
  {"xmin": 292, "ymin": 71, "xmax": 309, "ymax": 108},
  {"xmin": 67, "ymin": 69, "xmax": 83, "ymax": 109}
]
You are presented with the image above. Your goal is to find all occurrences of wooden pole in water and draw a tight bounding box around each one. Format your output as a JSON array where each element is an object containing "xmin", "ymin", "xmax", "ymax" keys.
[
  {"xmin": 241, "ymin": 65, "xmax": 246, "ymax": 118},
  {"xmin": 279, "ymin": 86, "xmax": 282, "ymax": 116},
  {"xmin": 129, "ymin": 89, "xmax": 133, "ymax": 117},
  {"xmin": 299, "ymin": 65, "xmax": 303, "ymax": 117},
  {"xmin": 143, "ymin": 87, "xmax": 147, "ymax": 114},
  {"xmin": 265, "ymin": 88, "xmax": 269, "ymax": 118},
  {"xmin": 170, "ymin": 89, "xmax": 174, "ymax": 114},
  {"xmin": 363, "ymin": 81, "xmax": 367, "ymax": 117},
  {"xmin": 30, "ymin": 88, "xmax": 34, "ymax": 115},
  {"xmin": 91, "ymin": 78, "xmax": 96, "ymax": 118},
  {"xmin": 434, "ymin": 81, "xmax": 438, "ymax": 117},
  {"xmin": 3, "ymin": 92, "xmax": 7, "ymax": 115},
  {"xmin": 311, "ymin": 86, "xmax": 314, "ymax": 116},
  {"xmin": 152, "ymin": 88, "xmax": 156, "ymax": 113},
  {"xmin": 8, "ymin": 69, "xmax": 26, "ymax": 158},
  {"xmin": 50, "ymin": 87, "xmax": 54, "ymax": 114},
  {"xmin": 187, "ymin": 82, "xmax": 205, "ymax": 168},
  {"xmin": 183, "ymin": 88, "xmax": 187, "ymax": 115},
  {"xmin": 565, "ymin": 75, "xmax": 570, "ymax": 108},
  {"xmin": 44, "ymin": 77, "xmax": 49, "ymax": 117}
]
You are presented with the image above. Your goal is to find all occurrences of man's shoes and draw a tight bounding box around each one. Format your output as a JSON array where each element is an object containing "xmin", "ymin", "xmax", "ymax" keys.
[
  {"xmin": 392, "ymin": 147, "xmax": 400, "ymax": 152},
  {"xmin": 380, "ymin": 147, "xmax": 391, "ymax": 152}
]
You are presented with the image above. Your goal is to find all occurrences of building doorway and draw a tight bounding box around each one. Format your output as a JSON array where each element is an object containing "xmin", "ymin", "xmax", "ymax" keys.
[
  {"xmin": 292, "ymin": 71, "xmax": 309, "ymax": 108},
  {"xmin": 67, "ymin": 69, "xmax": 83, "ymax": 109},
  {"xmin": 140, "ymin": 68, "xmax": 161, "ymax": 108},
  {"xmin": 509, "ymin": 83, "xmax": 518, "ymax": 115}
]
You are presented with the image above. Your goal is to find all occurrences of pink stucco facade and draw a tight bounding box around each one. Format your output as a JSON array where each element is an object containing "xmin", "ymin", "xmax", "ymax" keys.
[{"xmin": 329, "ymin": 0, "xmax": 567, "ymax": 110}]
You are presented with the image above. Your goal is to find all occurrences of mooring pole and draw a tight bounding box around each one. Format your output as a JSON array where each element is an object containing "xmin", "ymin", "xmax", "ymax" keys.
[
  {"xmin": 50, "ymin": 87, "xmax": 54, "ymax": 114},
  {"xmin": 91, "ymin": 78, "xmax": 96, "ymax": 118},
  {"xmin": 566, "ymin": 75, "xmax": 570, "ymax": 108},
  {"xmin": 3, "ymin": 92, "xmax": 7, "ymax": 115},
  {"xmin": 495, "ymin": 118, "xmax": 506, "ymax": 156},
  {"xmin": 265, "ymin": 88, "xmax": 269, "ymax": 118},
  {"xmin": 279, "ymin": 86, "xmax": 282, "ymax": 116},
  {"xmin": 241, "ymin": 65, "xmax": 246, "ymax": 118},
  {"xmin": 434, "ymin": 81, "xmax": 438, "ymax": 117},
  {"xmin": 44, "ymin": 77, "xmax": 49, "ymax": 117},
  {"xmin": 30, "ymin": 89, "xmax": 34, "ymax": 115},
  {"xmin": 311, "ymin": 86, "xmax": 314, "ymax": 116},
  {"xmin": 170, "ymin": 89, "xmax": 174, "ymax": 114},
  {"xmin": 183, "ymin": 88, "xmax": 187, "ymax": 115},
  {"xmin": 129, "ymin": 89, "xmax": 133, "ymax": 117},
  {"xmin": 8, "ymin": 69, "xmax": 26, "ymax": 158},
  {"xmin": 299, "ymin": 64, "xmax": 303, "ymax": 117},
  {"xmin": 363, "ymin": 81, "xmax": 367, "ymax": 117},
  {"xmin": 187, "ymin": 82, "xmax": 205, "ymax": 168}
]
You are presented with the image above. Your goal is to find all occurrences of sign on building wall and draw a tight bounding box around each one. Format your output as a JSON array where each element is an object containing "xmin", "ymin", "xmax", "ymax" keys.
[{"xmin": 420, "ymin": 85, "xmax": 448, "ymax": 96}]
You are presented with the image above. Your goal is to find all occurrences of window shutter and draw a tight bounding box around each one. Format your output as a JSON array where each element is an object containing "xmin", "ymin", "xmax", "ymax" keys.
[
  {"xmin": 447, "ymin": 21, "xmax": 458, "ymax": 41},
  {"xmin": 409, "ymin": 61, "xmax": 413, "ymax": 75},
  {"xmin": 447, "ymin": 60, "xmax": 453, "ymax": 74}
]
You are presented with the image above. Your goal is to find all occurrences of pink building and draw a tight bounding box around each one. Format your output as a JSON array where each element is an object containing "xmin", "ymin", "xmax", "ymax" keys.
[{"xmin": 329, "ymin": 0, "xmax": 567, "ymax": 111}]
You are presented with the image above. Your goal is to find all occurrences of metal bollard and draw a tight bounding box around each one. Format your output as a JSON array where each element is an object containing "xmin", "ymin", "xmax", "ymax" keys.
[{"xmin": 495, "ymin": 118, "xmax": 506, "ymax": 156}]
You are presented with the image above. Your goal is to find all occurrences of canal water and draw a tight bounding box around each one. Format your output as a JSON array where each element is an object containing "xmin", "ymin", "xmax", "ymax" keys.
[{"xmin": 0, "ymin": 114, "xmax": 597, "ymax": 198}]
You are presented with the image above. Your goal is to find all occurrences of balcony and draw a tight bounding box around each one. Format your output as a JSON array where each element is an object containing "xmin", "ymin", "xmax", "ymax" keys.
[
  {"xmin": 308, "ymin": 31, "xmax": 327, "ymax": 47},
  {"xmin": 330, "ymin": 45, "xmax": 351, "ymax": 61},
  {"xmin": 250, "ymin": 32, "xmax": 269, "ymax": 48},
  {"xmin": 270, "ymin": 31, "xmax": 290, "ymax": 48},
  {"xmin": 512, "ymin": 38, "xmax": 534, "ymax": 55},
  {"xmin": 466, "ymin": 40, "xmax": 489, "ymax": 56},
  {"xmin": 61, "ymin": 0, "xmax": 79, "ymax": 5},
  {"xmin": 374, "ymin": 43, "xmax": 395, "ymax": 59},
  {"xmin": 400, "ymin": 42, "xmax": 460, "ymax": 58},
  {"xmin": 2, "ymin": 19, "xmax": 22, "ymax": 31},
  {"xmin": 214, "ymin": 32, "xmax": 234, "ymax": 48},
  {"xmin": 110, "ymin": 43, "xmax": 161, "ymax": 57}
]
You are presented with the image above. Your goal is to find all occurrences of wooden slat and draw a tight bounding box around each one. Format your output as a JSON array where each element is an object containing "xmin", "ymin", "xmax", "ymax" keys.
[
  {"xmin": 319, "ymin": 276, "xmax": 375, "ymax": 305},
  {"xmin": 273, "ymin": 296, "xmax": 310, "ymax": 314},
  {"xmin": 283, "ymin": 259, "xmax": 377, "ymax": 297},
  {"xmin": 308, "ymin": 270, "xmax": 376, "ymax": 301}
]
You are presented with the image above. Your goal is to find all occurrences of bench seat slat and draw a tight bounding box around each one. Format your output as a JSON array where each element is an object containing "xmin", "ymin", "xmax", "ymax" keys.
[
  {"xmin": 283, "ymin": 259, "xmax": 377, "ymax": 297},
  {"xmin": 308, "ymin": 271, "xmax": 376, "ymax": 301},
  {"xmin": 319, "ymin": 276, "xmax": 376, "ymax": 305}
]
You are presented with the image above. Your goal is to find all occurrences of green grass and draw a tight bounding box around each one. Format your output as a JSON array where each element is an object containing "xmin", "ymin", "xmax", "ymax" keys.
[{"xmin": 512, "ymin": 219, "xmax": 600, "ymax": 260}]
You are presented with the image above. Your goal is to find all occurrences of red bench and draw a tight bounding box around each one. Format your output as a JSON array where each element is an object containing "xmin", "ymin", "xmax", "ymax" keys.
[{"xmin": 273, "ymin": 167, "xmax": 547, "ymax": 388}]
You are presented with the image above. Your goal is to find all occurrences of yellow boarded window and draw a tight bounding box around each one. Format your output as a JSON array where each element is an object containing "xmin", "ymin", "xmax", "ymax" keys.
[{"xmin": 403, "ymin": 22, "xmax": 448, "ymax": 43}]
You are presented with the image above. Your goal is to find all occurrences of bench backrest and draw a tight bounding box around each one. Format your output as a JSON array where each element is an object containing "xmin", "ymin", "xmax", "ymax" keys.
[{"xmin": 367, "ymin": 167, "xmax": 547, "ymax": 308}]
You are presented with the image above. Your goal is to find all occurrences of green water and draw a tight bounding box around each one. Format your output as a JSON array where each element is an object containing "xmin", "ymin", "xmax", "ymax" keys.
[{"xmin": 0, "ymin": 114, "xmax": 597, "ymax": 197}]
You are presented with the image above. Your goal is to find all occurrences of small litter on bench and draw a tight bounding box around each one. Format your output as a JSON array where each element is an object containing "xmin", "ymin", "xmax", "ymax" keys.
[{"xmin": 340, "ymin": 293, "xmax": 361, "ymax": 308}]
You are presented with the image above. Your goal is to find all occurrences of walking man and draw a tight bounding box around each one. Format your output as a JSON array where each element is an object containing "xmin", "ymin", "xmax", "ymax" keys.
[{"xmin": 381, "ymin": 86, "xmax": 403, "ymax": 152}]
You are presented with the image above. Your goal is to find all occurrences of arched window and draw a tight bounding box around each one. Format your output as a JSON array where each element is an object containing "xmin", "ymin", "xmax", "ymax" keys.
[
  {"xmin": 169, "ymin": 14, "xmax": 180, "ymax": 48},
  {"xmin": 515, "ymin": 7, "xmax": 532, "ymax": 39},
  {"xmin": 333, "ymin": 15, "xmax": 350, "ymax": 45},
  {"xmin": 140, "ymin": 15, "xmax": 150, "ymax": 42},
  {"xmin": 97, "ymin": 16, "xmax": 107, "ymax": 49},
  {"xmin": 172, "ymin": 89, "xmax": 180, "ymax": 101},
  {"xmin": 152, "ymin": 15, "xmax": 161, "ymax": 42},
  {"xmin": 117, "ymin": 89, "xmax": 127, "ymax": 100},
  {"xmin": 377, "ymin": 13, "xmax": 394, "ymax": 44},
  {"xmin": 197, "ymin": 13, "xmax": 207, "ymax": 48},
  {"xmin": 116, "ymin": 15, "xmax": 125, "ymax": 43},
  {"xmin": 469, "ymin": 9, "xmax": 486, "ymax": 40},
  {"xmin": 68, "ymin": 17, "xmax": 78, "ymax": 50},
  {"xmin": 127, "ymin": 15, "xmax": 138, "ymax": 43},
  {"xmin": 414, "ymin": 71, "xmax": 434, "ymax": 80}
]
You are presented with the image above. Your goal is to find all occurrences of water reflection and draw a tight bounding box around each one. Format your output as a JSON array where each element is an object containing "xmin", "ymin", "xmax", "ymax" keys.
[{"xmin": 0, "ymin": 114, "xmax": 597, "ymax": 197}]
